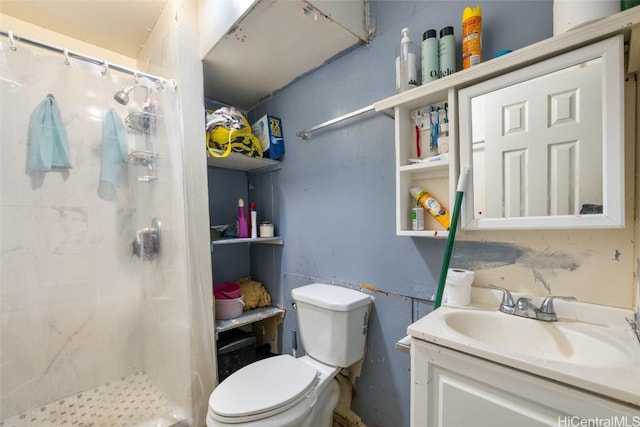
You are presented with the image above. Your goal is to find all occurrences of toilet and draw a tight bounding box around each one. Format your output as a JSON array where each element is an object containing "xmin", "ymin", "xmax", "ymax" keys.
[{"xmin": 206, "ymin": 283, "xmax": 372, "ymax": 427}]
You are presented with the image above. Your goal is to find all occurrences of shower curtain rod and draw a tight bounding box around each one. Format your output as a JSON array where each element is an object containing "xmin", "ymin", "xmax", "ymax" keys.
[{"xmin": 1, "ymin": 29, "xmax": 172, "ymax": 86}]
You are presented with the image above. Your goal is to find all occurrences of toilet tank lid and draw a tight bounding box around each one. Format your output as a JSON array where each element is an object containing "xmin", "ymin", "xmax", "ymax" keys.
[{"xmin": 292, "ymin": 283, "xmax": 372, "ymax": 311}]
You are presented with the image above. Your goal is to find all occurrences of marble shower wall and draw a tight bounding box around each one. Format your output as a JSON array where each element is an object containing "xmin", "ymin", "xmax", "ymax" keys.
[{"xmin": 0, "ymin": 42, "xmax": 150, "ymax": 418}]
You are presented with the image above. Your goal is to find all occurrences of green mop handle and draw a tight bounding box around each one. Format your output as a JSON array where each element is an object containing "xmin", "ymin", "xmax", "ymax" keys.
[{"xmin": 433, "ymin": 167, "xmax": 469, "ymax": 310}]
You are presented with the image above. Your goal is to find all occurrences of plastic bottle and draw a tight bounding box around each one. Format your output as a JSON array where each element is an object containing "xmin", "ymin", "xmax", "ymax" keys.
[
  {"xmin": 421, "ymin": 29, "xmax": 439, "ymax": 84},
  {"xmin": 237, "ymin": 198, "xmax": 248, "ymax": 238},
  {"xmin": 410, "ymin": 187, "xmax": 450, "ymax": 229},
  {"xmin": 250, "ymin": 203, "xmax": 258, "ymax": 239},
  {"xmin": 395, "ymin": 28, "xmax": 418, "ymax": 93},
  {"xmin": 462, "ymin": 5, "xmax": 482, "ymax": 69},
  {"xmin": 439, "ymin": 26, "xmax": 456, "ymax": 78}
]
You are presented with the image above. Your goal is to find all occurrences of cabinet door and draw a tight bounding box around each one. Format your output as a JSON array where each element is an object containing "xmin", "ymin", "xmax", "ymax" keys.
[
  {"xmin": 424, "ymin": 363, "xmax": 559, "ymax": 426},
  {"xmin": 410, "ymin": 339, "xmax": 639, "ymax": 427}
]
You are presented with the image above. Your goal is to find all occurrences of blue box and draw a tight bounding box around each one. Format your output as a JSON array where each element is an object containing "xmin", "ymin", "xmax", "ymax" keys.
[{"xmin": 252, "ymin": 115, "xmax": 285, "ymax": 160}]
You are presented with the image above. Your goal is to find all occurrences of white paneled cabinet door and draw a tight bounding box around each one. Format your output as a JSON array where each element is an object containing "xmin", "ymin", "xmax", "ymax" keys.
[{"xmin": 480, "ymin": 59, "xmax": 602, "ymax": 218}]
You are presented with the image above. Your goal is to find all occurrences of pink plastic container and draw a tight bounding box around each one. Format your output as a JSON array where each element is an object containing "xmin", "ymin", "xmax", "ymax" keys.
[
  {"xmin": 215, "ymin": 295, "xmax": 244, "ymax": 320},
  {"xmin": 213, "ymin": 281, "xmax": 241, "ymax": 299}
]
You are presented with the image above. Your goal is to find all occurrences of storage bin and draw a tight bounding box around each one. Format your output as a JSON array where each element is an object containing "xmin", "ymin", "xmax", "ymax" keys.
[
  {"xmin": 215, "ymin": 295, "xmax": 244, "ymax": 320},
  {"xmin": 217, "ymin": 329, "xmax": 256, "ymax": 382}
]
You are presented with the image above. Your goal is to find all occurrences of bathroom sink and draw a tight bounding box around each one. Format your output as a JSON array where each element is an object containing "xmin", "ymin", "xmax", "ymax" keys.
[
  {"xmin": 407, "ymin": 288, "xmax": 640, "ymax": 407},
  {"xmin": 439, "ymin": 309, "xmax": 630, "ymax": 366}
]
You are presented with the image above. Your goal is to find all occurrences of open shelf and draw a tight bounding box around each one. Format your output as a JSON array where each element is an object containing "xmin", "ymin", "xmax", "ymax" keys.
[
  {"xmin": 211, "ymin": 236, "xmax": 283, "ymax": 251},
  {"xmin": 373, "ymin": 8, "xmax": 640, "ymax": 115},
  {"xmin": 215, "ymin": 306, "xmax": 286, "ymax": 334},
  {"xmin": 207, "ymin": 150, "xmax": 281, "ymax": 172}
]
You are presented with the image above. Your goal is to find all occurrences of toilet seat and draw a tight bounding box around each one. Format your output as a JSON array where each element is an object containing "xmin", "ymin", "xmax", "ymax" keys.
[{"xmin": 210, "ymin": 355, "xmax": 319, "ymax": 424}]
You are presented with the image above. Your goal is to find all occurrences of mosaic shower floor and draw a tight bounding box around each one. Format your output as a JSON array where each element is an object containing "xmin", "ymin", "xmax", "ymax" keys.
[{"xmin": 0, "ymin": 372, "xmax": 189, "ymax": 427}]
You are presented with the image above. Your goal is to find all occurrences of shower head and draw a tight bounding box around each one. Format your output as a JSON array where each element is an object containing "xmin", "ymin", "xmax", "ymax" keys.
[
  {"xmin": 114, "ymin": 85, "xmax": 136, "ymax": 105},
  {"xmin": 114, "ymin": 84, "xmax": 150, "ymax": 106}
]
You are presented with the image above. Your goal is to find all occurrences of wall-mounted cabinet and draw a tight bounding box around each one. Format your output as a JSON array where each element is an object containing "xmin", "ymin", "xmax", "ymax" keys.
[
  {"xmin": 458, "ymin": 35, "xmax": 625, "ymax": 230},
  {"xmin": 199, "ymin": 0, "xmax": 373, "ymax": 110},
  {"xmin": 373, "ymin": 8, "xmax": 640, "ymax": 238}
]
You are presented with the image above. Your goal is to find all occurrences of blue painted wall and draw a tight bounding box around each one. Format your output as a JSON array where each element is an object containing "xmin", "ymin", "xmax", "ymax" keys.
[{"xmin": 238, "ymin": 1, "xmax": 554, "ymax": 425}]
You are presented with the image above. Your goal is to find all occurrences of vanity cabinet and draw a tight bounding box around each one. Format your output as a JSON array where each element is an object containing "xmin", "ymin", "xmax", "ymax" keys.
[
  {"xmin": 372, "ymin": 8, "xmax": 640, "ymax": 237},
  {"xmin": 411, "ymin": 339, "xmax": 639, "ymax": 426},
  {"xmin": 207, "ymin": 154, "xmax": 284, "ymax": 355}
]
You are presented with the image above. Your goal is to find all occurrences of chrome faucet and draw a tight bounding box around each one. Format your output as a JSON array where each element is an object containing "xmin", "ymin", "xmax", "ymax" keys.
[{"xmin": 487, "ymin": 285, "xmax": 576, "ymax": 322}]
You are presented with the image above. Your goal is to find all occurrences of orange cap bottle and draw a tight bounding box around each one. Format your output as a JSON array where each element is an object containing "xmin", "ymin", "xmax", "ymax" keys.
[
  {"xmin": 410, "ymin": 187, "xmax": 450, "ymax": 229},
  {"xmin": 462, "ymin": 5, "xmax": 482, "ymax": 69}
]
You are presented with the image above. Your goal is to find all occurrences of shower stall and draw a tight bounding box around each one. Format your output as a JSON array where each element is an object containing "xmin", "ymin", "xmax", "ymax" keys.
[{"xmin": 0, "ymin": 32, "xmax": 215, "ymax": 426}]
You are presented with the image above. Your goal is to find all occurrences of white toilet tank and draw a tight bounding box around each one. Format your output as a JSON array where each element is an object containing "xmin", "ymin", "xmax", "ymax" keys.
[{"xmin": 292, "ymin": 283, "xmax": 372, "ymax": 368}]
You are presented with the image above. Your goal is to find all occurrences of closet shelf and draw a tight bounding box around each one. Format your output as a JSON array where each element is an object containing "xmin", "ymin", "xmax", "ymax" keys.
[
  {"xmin": 215, "ymin": 306, "xmax": 286, "ymax": 335},
  {"xmin": 211, "ymin": 237, "xmax": 283, "ymax": 251}
]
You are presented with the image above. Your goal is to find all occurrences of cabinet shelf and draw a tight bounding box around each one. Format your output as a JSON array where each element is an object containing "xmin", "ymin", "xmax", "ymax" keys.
[
  {"xmin": 399, "ymin": 162, "xmax": 449, "ymax": 178},
  {"xmin": 398, "ymin": 229, "xmax": 449, "ymax": 239},
  {"xmin": 207, "ymin": 150, "xmax": 280, "ymax": 172},
  {"xmin": 215, "ymin": 306, "xmax": 286, "ymax": 335}
]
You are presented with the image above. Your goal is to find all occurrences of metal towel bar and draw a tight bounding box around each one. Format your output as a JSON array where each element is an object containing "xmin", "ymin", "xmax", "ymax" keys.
[{"xmin": 296, "ymin": 104, "xmax": 377, "ymax": 140}]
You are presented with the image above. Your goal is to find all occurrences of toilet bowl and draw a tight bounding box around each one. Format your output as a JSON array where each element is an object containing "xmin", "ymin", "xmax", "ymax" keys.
[
  {"xmin": 207, "ymin": 283, "xmax": 372, "ymax": 427},
  {"xmin": 206, "ymin": 355, "xmax": 339, "ymax": 427}
]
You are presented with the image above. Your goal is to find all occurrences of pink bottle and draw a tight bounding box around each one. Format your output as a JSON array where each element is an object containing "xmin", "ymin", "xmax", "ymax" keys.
[{"xmin": 237, "ymin": 198, "xmax": 248, "ymax": 238}]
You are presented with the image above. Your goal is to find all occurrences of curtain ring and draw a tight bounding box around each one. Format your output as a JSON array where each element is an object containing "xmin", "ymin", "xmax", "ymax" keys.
[
  {"xmin": 101, "ymin": 59, "xmax": 109, "ymax": 75},
  {"xmin": 8, "ymin": 31, "xmax": 17, "ymax": 51},
  {"xmin": 155, "ymin": 79, "xmax": 165, "ymax": 90},
  {"xmin": 63, "ymin": 48, "xmax": 70, "ymax": 65},
  {"xmin": 134, "ymin": 71, "xmax": 140, "ymax": 83}
]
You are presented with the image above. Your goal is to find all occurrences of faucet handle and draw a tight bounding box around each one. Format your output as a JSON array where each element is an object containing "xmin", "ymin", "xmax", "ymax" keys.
[
  {"xmin": 487, "ymin": 284, "xmax": 515, "ymax": 314},
  {"xmin": 537, "ymin": 296, "xmax": 577, "ymax": 321}
]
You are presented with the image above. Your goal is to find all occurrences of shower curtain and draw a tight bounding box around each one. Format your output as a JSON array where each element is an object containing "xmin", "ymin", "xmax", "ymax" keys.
[{"xmin": 0, "ymin": 38, "xmax": 214, "ymax": 425}]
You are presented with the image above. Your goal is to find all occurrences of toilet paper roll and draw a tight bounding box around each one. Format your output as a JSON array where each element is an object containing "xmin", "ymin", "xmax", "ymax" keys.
[
  {"xmin": 443, "ymin": 268, "xmax": 474, "ymax": 306},
  {"xmin": 553, "ymin": 0, "xmax": 620, "ymax": 36}
]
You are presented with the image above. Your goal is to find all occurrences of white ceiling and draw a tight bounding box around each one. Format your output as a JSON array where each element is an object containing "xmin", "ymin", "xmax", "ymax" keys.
[{"xmin": 0, "ymin": 0, "xmax": 167, "ymax": 58}]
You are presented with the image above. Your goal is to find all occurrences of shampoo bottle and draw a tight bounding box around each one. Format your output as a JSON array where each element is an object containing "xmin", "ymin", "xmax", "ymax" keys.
[
  {"xmin": 410, "ymin": 187, "xmax": 450, "ymax": 229},
  {"xmin": 237, "ymin": 198, "xmax": 248, "ymax": 238},
  {"xmin": 438, "ymin": 26, "xmax": 456, "ymax": 78},
  {"xmin": 396, "ymin": 28, "xmax": 418, "ymax": 93},
  {"xmin": 421, "ymin": 29, "xmax": 439, "ymax": 84}
]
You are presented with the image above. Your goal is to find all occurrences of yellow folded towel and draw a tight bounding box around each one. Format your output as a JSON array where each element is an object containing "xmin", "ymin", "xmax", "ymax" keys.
[{"xmin": 236, "ymin": 277, "xmax": 272, "ymax": 310}]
